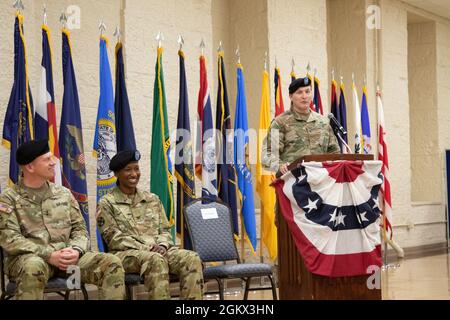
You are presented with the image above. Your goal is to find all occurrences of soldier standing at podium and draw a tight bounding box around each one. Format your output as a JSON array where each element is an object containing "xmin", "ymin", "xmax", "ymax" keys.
[{"xmin": 262, "ymin": 76, "xmax": 340, "ymax": 175}]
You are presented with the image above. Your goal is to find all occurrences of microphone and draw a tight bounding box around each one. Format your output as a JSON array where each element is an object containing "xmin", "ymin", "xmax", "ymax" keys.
[{"xmin": 327, "ymin": 113, "xmax": 347, "ymax": 135}]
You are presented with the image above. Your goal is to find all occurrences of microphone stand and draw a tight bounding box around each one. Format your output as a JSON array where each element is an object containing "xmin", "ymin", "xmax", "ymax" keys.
[{"xmin": 334, "ymin": 129, "xmax": 352, "ymax": 153}]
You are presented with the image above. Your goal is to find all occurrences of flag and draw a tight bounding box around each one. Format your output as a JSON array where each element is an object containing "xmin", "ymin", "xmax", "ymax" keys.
[
  {"xmin": 175, "ymin": 49, "xmax": 195, "ymax": 249},
  {"xmin": 2, "ymin": 13, "xmax": 34, "ymax": 185},
  {"xmin": 339, "ymin": 82, "xmax": 348, "ymax": 148},
  {"xmin": 306, "ymin": 72, "xmax": 315, "ymax": 112},
  {"xmin": 59, "ymin": 28, "xmax": 89, "ymax": 227},
  {"xmin": 313, "ymin": 76, "xmax": 324, "ymax": 115},
  {"xmin": 272, "ymin": 161, "xmax": 382, "ymax": 277},
  {"xmin": 195, "ymin": 55, "xmax": 217, "ymax": 198},
  {"xmin": 256, "ymin": 70, "xmax": 277, "ymax": 259},
  {"xmin": 352, "ymin": 82, "xmax": 363, "ymax": 154},
  {"xmin": 290, "ymin": 70, "xmax": 296, "ymax": 83},
  {"xmin": 114, "ymin": 41, "xmax": 136, "ymax": 152},
  {"xmin": 150, "ymin": 47, "xmax": 175, "ymax": 236},
  {"xmin": 330, "ymin": 79, "xmax": 343, "ymax": 151},
  {"xmin": 361, "ymin": 85, "xmax": 372, "ymax": 154},
  {"xmin": 234, "ymin": 64, "xmax": 257, "ymax": 253},
  {"xmin": 274, "ymin": 67, "xmax": 284, "ymax": 116},
  {"xmin": 93, "ymin": 36, "xmax": 117, "ymax": 251},
  {"xmin": 36, "ymin": 25, "xmax": 62, "ymax": 185},
  {"xmin": 216, "ymin": 52, "xmax": 239, "ymax": 237},
  {"xmin": 377, "ymin": 89, "xmax": 393, "ymax": 240}
]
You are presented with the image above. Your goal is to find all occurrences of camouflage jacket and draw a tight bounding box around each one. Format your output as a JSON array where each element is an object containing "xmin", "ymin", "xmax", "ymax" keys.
[
  {"xmin": 0, "ymin": 182, "xmax": 89, "ymax": 263},
  {"xmin": 262, "ymin": 108, "xmax": 341, "ymax": 172},
  {"xmin": 97, "ymin": 187, "xmax": 173, "ymax": 253}
]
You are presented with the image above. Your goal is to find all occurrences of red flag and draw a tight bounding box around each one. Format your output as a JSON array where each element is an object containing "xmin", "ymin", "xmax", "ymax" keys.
[
  {"xmin": 307, "ymin": 73, "xmax": 315, "ymax": 112},
  {"xmin": 274, "ymin": 67, "xmax": 284, "ymax": 116},
  {"xmin": 195, "ymin": 55, "xmax": 217, "ymax": 197},
  {"xmin": 377, "ymin": 89, "xmax": 393, "ymax": 239},
  {"xmin": 36, "ymin": 25, "xmax": 62, "ymax": 185},
  {"xmin": 313, "ymin": 76, "xmax": 323, "ymax": 115}
]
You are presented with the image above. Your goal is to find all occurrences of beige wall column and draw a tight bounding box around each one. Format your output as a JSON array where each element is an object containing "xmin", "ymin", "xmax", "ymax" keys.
[
  {"xmin": 380, "ymin": 0, "xmax": 446, "ymax": 247},
  {"xmin": 327, "ymin": 0, "xmax": 368, "ymax": 150},
  {"xmin": 408, "ymin": 20, "xmax": 440, "ymax": 203}
]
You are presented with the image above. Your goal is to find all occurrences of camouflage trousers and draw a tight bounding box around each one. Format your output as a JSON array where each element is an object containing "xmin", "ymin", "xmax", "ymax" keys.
[
  {"xmin": 115, "ymin": 248, "xmax": 204, "ymax": 300},
  {"xmin": 7, "ymin": 252, "xmax": 126, "ymax": 300}
]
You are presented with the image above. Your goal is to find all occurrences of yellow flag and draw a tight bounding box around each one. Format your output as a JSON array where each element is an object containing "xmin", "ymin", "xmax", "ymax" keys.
[{"xmin": 256, "ymin": 70, "xmax": 278, "ymax": 260}]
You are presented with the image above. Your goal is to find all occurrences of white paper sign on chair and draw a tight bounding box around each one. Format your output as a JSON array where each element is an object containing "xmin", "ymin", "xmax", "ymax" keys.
[{"xmin": 201, "ymin": 208, "xmax": 219, "ymax": 220}]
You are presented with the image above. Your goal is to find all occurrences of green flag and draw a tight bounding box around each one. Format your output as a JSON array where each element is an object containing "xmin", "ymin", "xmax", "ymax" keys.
[{"xmin": 151, "ymin": 47, "xmax": 174, "ymax": 237}]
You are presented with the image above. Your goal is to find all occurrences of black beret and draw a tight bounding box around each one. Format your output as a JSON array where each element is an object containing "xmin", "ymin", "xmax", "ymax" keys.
[
  {"xmin": 109, "ymin": 150, "xmax": 141, "ymax": 172},
  {"xmin": 16, "ymin": 139, "xmax": 50, "ymax": 165},
  {"xmin": 289, "ymin": 77, "xmax": 312, "ymax": 94}
]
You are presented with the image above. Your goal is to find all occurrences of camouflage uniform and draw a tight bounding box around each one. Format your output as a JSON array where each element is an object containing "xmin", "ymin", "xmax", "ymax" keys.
[
  {"xmin": 97, "ymin": 187, "xmax": 204, "ymax": 300},
  {"xmin": 262, "ymin": 108, "xmax": 341, "ymax": 172},
  {"xmin": 0, "ymin": 182, "xmax": 125, "ymax": 300}
]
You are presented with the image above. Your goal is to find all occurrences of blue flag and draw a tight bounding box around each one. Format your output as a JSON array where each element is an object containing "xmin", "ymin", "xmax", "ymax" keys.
[
  {"xmin": 59, "ymin": 29, "xmax": 89, "ymax": 228},
  {"xmin": 216, "ymin": 52, "xmax": 239, "ymax": 237},
  {"xmin": 234, "ymin": 64, "xmax": 257, "ymax": 252},
  {"xmin": 175, "ymin": 50, "xmax": 195, "ymax": 249},
  {"xmin": 114, "ymin": 41, "xmax": 136, "ymax": 152},
  {"xmin": 93, "ymin": 37, "xmax": 117, "ymax": 251},
  {"xmin": 361, "ymin": 86, "xmax": 372, "ymax": 154},
  {"xmin": 2, "ymin": 13, "xmax": 34, "ymax": 185}
]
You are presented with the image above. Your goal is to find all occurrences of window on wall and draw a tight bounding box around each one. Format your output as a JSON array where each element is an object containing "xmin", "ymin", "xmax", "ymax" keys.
[{"xmin": 407, "ymin": 14, "xmax": 441, "ymax": 203}]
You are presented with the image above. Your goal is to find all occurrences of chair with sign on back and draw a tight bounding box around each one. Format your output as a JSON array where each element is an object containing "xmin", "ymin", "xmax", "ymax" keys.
[
  {"xmin": 0, "ymin": 246, "xmax": 89, "ymax": 300},
  {"xmin": 183, "ymin": 198, "xmax": 277, "ymax": 300}
]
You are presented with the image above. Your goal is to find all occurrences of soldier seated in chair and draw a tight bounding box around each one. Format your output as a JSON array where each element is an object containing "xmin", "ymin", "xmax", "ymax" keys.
[
  {"xmin": 97, "ymin": 150, "xmax": 204, "ymax": 300},
  {"xmin": 0, "ymin": 139, "xmax": 126, "ymax": 300}
]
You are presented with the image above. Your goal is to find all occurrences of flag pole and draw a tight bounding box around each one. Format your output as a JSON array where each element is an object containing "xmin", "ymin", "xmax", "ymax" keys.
[
  {"xmin": 60, "ymin": 11, "xmax": 67, "ymax": 29},
  {"xmin": 13, "ymin": 0, "xmax": 24, "ymax": 14},
  {"xmin": 43, "ymin": 4, "xmax": 47, "ymax": 25},
  {"xmin": 99, "ymin": 20, "xmax": 106, "ymax": 40},
  {"xmin": 235, "ymin": 45, "xmax": 246, "ymax": 262},
  {"xmin": 178, "ymin": 34, "xmax": 185, "ymax": 248},
  {"xmin": 259, "ymin": 52, "xmax": 269, "ymax": 265},
  {"xmin": 291, "ymin": 57, "xmax": 295, "ymax": 75},
  {"xmin": 114, "ymin": 26, "xmax": 121, "ymax": 43}
]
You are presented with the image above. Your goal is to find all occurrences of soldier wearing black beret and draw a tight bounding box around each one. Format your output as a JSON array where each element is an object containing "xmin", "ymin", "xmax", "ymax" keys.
[
  {"xmin": 97, "ymin": 149, "xmax": 204, "ymax": 300},
  {"xmin": 288, "ymin": 76, "xmax": 312, "ymax": 94},
  {"xmin": 262, "ymin": 76, "xmax": 340, "ymax": 176},
  {"xmin": 109, "ymin": 150, "xmax": 141, "ymax": 172},
  {"xmin": 16, "ymin": 139, "xmax": 50, "ymax": 165},
  {"xmin": 0, "ymin": 139, "xmax": 126, "ymax": 299}
]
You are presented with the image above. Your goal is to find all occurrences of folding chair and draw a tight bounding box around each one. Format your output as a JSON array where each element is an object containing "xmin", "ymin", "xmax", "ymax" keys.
[{"xmin": 184, "ymin": 198, "xmax": 277, "ymax": 300}]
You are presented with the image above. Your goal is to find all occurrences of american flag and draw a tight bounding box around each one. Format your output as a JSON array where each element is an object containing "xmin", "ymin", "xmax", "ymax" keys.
[
  {"xmin": 195, "ymin": 55, "xmax": 217, "ymax": 198},
  {"xmin": 272, "ymin": 160, "xmax": 382, "ymax": 277},
  {"xmin": 377, "ymin": 89, "xmax": 393, "ymax": 240}
]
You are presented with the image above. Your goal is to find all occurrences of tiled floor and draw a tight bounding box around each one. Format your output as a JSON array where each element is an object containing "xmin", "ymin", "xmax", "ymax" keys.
[
  {"xmin": 39, "ymin": 250, "xmax": 450, "ymax": 300},
  {"xmin": 382, "ymin": 252, "xmax": 450, "ymax": 300},
  {"xmin": 205, "ymin": 251, "xmax": 450, "ymax": 300}
]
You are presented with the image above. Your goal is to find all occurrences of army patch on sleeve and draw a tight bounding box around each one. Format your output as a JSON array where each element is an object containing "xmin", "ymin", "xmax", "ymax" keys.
[
  {"xmin": 97, "ymin": 217, "xmax": 105, "ymax": 227},
  {"xmin": 0, "ymin": 203, "xmax": 13, "ymax": 214}
]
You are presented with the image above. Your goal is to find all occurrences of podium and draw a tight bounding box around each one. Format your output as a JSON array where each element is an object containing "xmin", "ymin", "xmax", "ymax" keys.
[{"xmin": 276, "ymin": 154, "xmax": 382, "ymax": 300}]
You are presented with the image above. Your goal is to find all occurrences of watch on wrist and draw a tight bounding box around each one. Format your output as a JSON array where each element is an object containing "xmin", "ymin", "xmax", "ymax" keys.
[{"xmin": 72, "ymin": 246, "xmax": 84, "ymax": 257}]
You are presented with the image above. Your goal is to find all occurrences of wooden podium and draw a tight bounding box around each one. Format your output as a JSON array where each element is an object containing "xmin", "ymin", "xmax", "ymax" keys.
[{"xmin": 276, "ymin": 154, "xmax": 382, "ymax": 300}]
